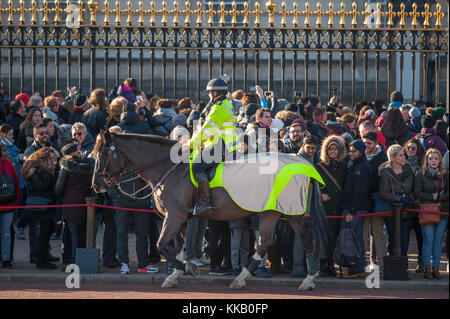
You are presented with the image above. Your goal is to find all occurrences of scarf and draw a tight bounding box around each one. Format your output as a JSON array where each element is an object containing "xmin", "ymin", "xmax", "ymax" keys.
[
  {"xmin": 257, "ymin": 121, "xmax": 270, "ymax": 129},
  {"xmin": 407, "ymin": 156, "xmax": 418, "ymax": 167},
  {"xmin": 366, "ymin": 145, "xmax": 382, "ymax": 161},
  {"xmin": 298, "ymin": 148, "xmax": 314, "ymax": 164},
  {"xmin": 427, "ymin": 165, "xmax": 440, "ymax": 177}
]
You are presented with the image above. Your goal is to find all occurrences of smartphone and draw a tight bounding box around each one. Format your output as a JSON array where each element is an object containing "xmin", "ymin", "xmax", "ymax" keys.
[
  {"xmin": 136, "ymin": 95, "xmax": 143, "ymax": 102},
  {"xmin": 294, "ymin": 91, "xmax": 303, "ymax": 98},
  {"xmin": 264, "ymin": 91, "xmax": 271, "ymax": 97}
]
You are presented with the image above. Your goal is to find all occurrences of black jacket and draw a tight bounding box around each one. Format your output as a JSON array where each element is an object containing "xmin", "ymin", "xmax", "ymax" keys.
[
  {"xmin": 82, "ymin": 107, "xmax": 108, "ymax": 138},
  {"xmin": 342, "ymin": 154, "xmax": 372, "ymax": 213},
  {"xmin": 67, "ymin": 109, "xmax": 84, "ymax": 125},
  {"xmin": 24, "ymin": 140, "xmax": 52, "ymax": 158},
  {"xmin": 6, "ymin": 113, "xmax": 25, "ymax": 142},
  {"xmin": 366, "ymin": 146, "xmax": 388, "ymax": 194},
  {"xmin": 118, "ymin": 111, "xmax": 152, "ymax": 135},
  {"xmin": 316, "ymin": 160, "xmax": 347, "ymax": 214},
  {"xmin": 25, "ymin": 166, "xmax": 58, "ymax": 221},
  {"xmin": 58, "ymin": 107, "xmax": 71, "ymax": 123}
]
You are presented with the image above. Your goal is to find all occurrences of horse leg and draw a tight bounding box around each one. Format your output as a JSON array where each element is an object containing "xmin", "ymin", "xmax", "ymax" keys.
[
  {"xmin": 158, "ymin": 216, "xmax": 187, "ymax": 288},
  {"xmin": 287, "ymin": 216, "xmax": 319, "ymax": 291},
  {"xmin": 230, "ymin": 212, "xmax": 280, "ymax": 290}
]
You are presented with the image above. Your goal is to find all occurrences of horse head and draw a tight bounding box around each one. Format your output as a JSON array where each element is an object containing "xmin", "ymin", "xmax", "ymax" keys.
[{"xmin": 92, "ymin": 130, "xmax": 129, "ymax": 193}]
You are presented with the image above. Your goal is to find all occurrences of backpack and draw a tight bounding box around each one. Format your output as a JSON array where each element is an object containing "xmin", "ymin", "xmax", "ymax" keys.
[
  {"xmin": 0, "ymin": 158, "xmax": 17, "ymax": 204},
  {"xmin": 333, "ymin": 225, "xmax": 361, "ymax": 275}
]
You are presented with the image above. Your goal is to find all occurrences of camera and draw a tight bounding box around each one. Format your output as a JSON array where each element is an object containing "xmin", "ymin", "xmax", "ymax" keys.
[{"xmin": 294, "ymin": 91, "xmax": 303, "ymax": 98}]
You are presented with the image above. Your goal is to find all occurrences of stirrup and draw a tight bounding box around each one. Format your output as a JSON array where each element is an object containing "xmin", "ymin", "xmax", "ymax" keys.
[{"xmin": 192, "ymin": 199, "xmax": 214, "ymax": 217}]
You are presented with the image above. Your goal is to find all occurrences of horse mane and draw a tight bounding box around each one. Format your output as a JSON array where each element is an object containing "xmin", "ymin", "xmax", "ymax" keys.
[{"xmin": 113, "ymin": 132, "xmax": 178, "ymax": 146}]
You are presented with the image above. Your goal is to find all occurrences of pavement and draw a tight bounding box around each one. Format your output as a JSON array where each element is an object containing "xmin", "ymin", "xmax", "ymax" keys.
[{"xmin": 0, "ymin": 223, "xmax": 448, "ymax": 292}]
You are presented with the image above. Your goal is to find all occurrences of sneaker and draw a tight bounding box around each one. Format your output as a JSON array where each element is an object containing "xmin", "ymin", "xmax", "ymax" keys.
[
  {"xmin": 254, "ymin": 266, "xmax": 272, "ymax": 278},
  {"xmin": 232, "ymin": 268, "xmax": 242, "ymax": 276},
  {"xmin": 120, "ymin": 263, "xmax": 130, "ymax": 275},
  {"xmin": 46, "ymin": 253, "xmax": 60, "ymax": 262},
  {"xmin": 198, "ymin": 256, "xmax": 210, "ymax": 265},
  {"xmin": 188, "ymin": 259, "xmax": 204, "ymax": 267},
  {"xmin": 103, "ymin": 260, "xmax": 121, "ymax": 268},
  {"xmin": 138, "ymin": 264, "xmax": 159, "ymax": 274},
  {"xmin": 209, "ymin": 267, "xmax": 231, "ymax": 276}
]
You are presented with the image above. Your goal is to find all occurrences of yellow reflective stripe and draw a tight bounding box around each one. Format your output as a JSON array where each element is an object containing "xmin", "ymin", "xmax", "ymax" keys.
[{"xmin": 206, "ymin": 120, "xmax": 221, "ymax": 131}]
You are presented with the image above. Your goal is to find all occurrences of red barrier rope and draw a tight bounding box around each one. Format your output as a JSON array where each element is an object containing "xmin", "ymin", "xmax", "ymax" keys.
[{"xmin": 3, "ymin": 204, "xmax": 448, "ymax": 218}]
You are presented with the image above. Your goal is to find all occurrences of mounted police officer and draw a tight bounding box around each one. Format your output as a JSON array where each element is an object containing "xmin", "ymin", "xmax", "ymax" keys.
[{"xmin": 187, "ymin": 78, "xmax": 241, "ymax": 218}]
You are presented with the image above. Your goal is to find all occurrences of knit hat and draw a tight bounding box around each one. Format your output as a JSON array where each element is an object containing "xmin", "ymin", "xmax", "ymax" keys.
[
  {"xmin": 61, "ymin": 142, "xmax": 79, "ymax": 156},
  {"xmin": 340, "ymin": 132, "xmax": 354, "ymax": 146},
  {"xmin": 30, "ymin": 94, "xmax": 43, "ymax": 107},
  {"xmin": 74, "ymin": 94, "xmax": 88, "ymax": 108},
  {"xmin": 390, "ymin": 90, "xmax": 404, "ymax": 103},
  {"xmin": 421, "ymin": 114, "xmax": 436, "ymax": 129},
  {"xmin": 172, "ymin": 113, "xmax": 187, "ymax": 127},
  {"xmin": 244, "ymin": 103, "xmax": 259, "ymax": 116},
  {"xmin": 350, "ymin": 139, "xmax": 366, "ymax": 154},
  {"xmin": 291, "ymin": 118, "xmax": 307, "ymax": 131},
  {"xmin": 285, "ymin": 103, "xmax": 298, "ymax": 113},
  {"xmin": 15, "ymin": 93, "xmax": 30, "ymax": 106},
  {"xmin": 408, "ymin": 107, "xmax": 421, "ymax": 119}
]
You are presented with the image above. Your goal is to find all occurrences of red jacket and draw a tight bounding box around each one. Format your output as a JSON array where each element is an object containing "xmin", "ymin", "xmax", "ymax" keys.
[
  {"xmin": 0, "ymin": 156, "xmax": 21, "ymax": 212},
  {"xmin": 375, "ymin": 130, "xmax": 387, "ymax": 152}
]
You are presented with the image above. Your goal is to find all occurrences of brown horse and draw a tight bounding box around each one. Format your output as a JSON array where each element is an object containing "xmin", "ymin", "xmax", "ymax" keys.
[{"xmin": 92, "ymin": 131, "xmax": 329, "ymax": 291}]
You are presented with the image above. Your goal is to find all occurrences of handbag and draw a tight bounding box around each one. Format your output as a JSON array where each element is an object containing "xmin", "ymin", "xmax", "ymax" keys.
[
  {"xmin": 419, "ymin": 203, "xmax": 441, "ymax": 225},
  {"xmin": 25, "ymin": 195, "xmax": 50, "ymax": 212},
  {"xmin": 0, "ymin": 158, "xmax": 17, "ymax": 204}
]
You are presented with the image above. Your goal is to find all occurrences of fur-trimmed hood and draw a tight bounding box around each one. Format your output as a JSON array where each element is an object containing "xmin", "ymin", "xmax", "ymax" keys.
[
  {"xmin": 60, "ymin": 156, "xmax": 95, "ymax": 174},
  {"xmin": 320, "ymin": 135, "xmax": 347, "ymax": 164},
  {"xmin": 275, "ymin": 110, "xmax": 300, "ymax": 127}
]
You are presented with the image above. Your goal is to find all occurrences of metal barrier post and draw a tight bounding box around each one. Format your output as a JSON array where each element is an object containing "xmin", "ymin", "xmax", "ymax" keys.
[
  {"xmin": 85, "ymin": 197, "xmax": 97, "ymax": 249},
  {"xmin": 393, "ymin": 205, "xmax": 402, "ymax": 256}
]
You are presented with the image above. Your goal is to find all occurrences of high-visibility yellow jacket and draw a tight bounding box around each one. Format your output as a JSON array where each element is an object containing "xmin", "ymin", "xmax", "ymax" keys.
[{"xmin": 188, "ymin": 98, "xmax": 240, "ymax": 157}]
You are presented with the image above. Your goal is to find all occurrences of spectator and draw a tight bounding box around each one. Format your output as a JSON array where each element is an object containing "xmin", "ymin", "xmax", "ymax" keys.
[
  {"xmin": 228, "ymin": 212, "xmax": 251, "ymax": 276},
  {"xmin": 51, "ymin": 91, "xmax": 71, "ymax": 123},
  {"xmin": 0, "ymin": 145, "xmax": 21, "ymax": 268},
  {"xmin": 105, "ymin": 97, "xmax": 127, "ymax": 130},
  {"xmin": 381, "ymin": 108, "xmax": 414, "ymax": 148},
  {"xmin": 283, "ymin": 118, "xmax": 306, "ymax": 154},
  {"xmin": 71, "ymin": 122, "xmax": 95, "ymax": 159},
  {"xmin": 418, "ymin": 114, "xmax": 448, "ymax": 157},
  {"xmin": 118, "ymin": 103, "xmax": 152, "ymax": 135},
  {"xmin": 117, "ymin": 78, "xmax": 138, "ymax": 103},
  {"xmin": 152, "ymin": 99, "xmax": 176, "ymax": 137},
  {"xmin": 178, "ymin": 97, "xmax": 194, "ymax": 117},
  {"xmin": 316, "ymin": 135, "xmax": 347, "ymax": 277},
  {"xmin": 232, "ymin": 89, "xmax": 244, "ymax": 101},
  {"xmin": 24, "ymin": 122, "xmax": 53, "ymax": 159},
  {"xmin": 29, "ymin": 94, "xmax": 43, "ymax": 110},
  {"xmin": 362, "ymin": 131, "xmax": 388, "ymax": 272},
  {"xmin": 414, "ymin": 148, "xmax": 448, "ymax": 279},
  {"xmin": 275, "ymin": 110, "xmax": 301, "ymax": 127},
  {"xmin": 379, "ymin": 144, "xmax": 415, "ymax": 257},
  {"xmin": 43, "ymin": 96, "xmax": 63, "ymax": 124},
  {"xmin": 187, "ymin": 101, "xmax": 206, "ymax": 133},
  {"xmin": 435, "ymin": 120, "xmax": 449, "ymax": 149},
  {"xmin": 17, "ymin": 107, "xmax": 43, "ymax": 153},
  {"xmin": 6, "ymin": 99, "xmax": 26, "ymax": 142},
  {"xmin": 68, "ymin": 94, "xmax": 88, "ymax": 125},
  {"xmin": 82, "ymin": 88, "xmax": 109, "ymax": 138},
  {"xmin": 41, "ymin": 118, "xmax": 61, "ymax": 154},
  {"xmin": 246, "ymin": 108, "xmax": 274, "ymax": 152},
  {"xmin": 359, "ymin": 120, "xmax": 386, "ymax": 151},
  {"xmin": 55, "ymin": 142, "xmax": 95, "ymax": 266},
  {"xmin": 407, "ymin": 106, "xmax": 422, "ymax": 134},
  {"xmin": 169, "ymin": 114, "xmax": 190, "ymax": 142},
  {"xmin": 22, "ymin": 147, "xmax": 59, "ymax": 269},
  {"xmin": 15, "ymin": 93, "xmax": 31, "ymax": 109},
  {"xmin": 297, "ymin": 135, "xmax": 319, "ymax": 164},
  {"xmin": 237, "ymin": 103, "xmax": 259, "ymax": 130},
  {"xmin": 341, "ymin": 139, "xmax": 371, "ymax": 278},
  {"xmin": 338, "ymin": 113, "xmax": 357, "ymax": 139},
  {"xmin": 307, "ymin": 107, "xmax": 332, "ymax": 144},
  {"xmin": 388, "ymin": 90, "xmax": 404, "ymax": 109}
]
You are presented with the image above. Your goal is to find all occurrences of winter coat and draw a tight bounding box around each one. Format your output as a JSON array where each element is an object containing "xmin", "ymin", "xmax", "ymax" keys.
[
  {"xmin": 407, "ymin": 117, "xmax": 422, "ymax": 134},
  {"xmin": 24, "ymin": 140, "xmax": 52, "ymax": 159},
  {"xmin": 118, "ymin": 111, "xmax": 152, "ymax": 135},
  {"xmin": 342, "ymin": 154, "xmax": 372, "ymax": 213},
  {"xmin": 283, "ymin": 135, "xmax": 301, "ymax": 154},
  {"xmin": 326, "ymin": 121, "xmax": 347, "ymax": 136},
  {"xmin": 414, "ymin": 168, "xmax": 448, "ymax": 215},
  {"xmin": 382, "ymin": 126, "xmax": 414, "ymax": 148},
  {"xmin": 366, "ymin": 145, "xmax": 388, "ymax": 194},
  {"xmin": 117, "ymin": 84, "xmax": 137, "ymax": 103},
  {"xmin": 245, "ymin": 122, "xmax": 274, "ymax": 153},
  {"xmin": 417, "ymin": 128, "xmax": 448, "ymax": 157},
  {"xmin": 152, "ymin": 108, "xmax": 176, "ymax": 137},
  {"xmin": 0, "ymin": 155, "xmax": 21, "ymax": 213},
  {"xmin": 81, "ymin": 107, "xmax": 108, "ymax": 138},
  {"xmin": 1, "ymin": 136, "xmax": 26, "ymax": 189},
  {"xmin": 6, "ymin": 113, "xmax": 25, "ymax": 142},
  {"xmin": 55, "ymin": 156, "xmax": 95, "ymax": 223},
  {"xmin": 17, "ymin": 121, "xmax": 35, "ymax": 153},
  {"xmin": 316, "ymin": 160, "xmax": 347, "ymax": 214},
  {"xmin": 80, "ymin": 133, "xmax": 95, "ymax": 158},
  {"xmin": 307, "ymin": 121, "xmax": 332, "ymax": 144},
  {"xmin": 67, "ymin": 108, "xmax": 85, "ymax": 125},
  {"xmin": 58, "ymin": 107, "xmax": 71, "ymax": 124}
]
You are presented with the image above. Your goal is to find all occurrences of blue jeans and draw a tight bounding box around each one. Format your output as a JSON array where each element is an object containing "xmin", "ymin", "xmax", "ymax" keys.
[
  {"xmin": 421, "ymin": 219, "xmax": 448, "ymax": 268},
  {"xmin": 341, "ymin": 210, "xmax": 367, "ymax": 273},
  {"xmin": 0, "ymin": 212, "xmax": 14, "ymax": 261},
  {"xmin": 384, "ymin": 217, "xmax": 412, "ymax": 256}
]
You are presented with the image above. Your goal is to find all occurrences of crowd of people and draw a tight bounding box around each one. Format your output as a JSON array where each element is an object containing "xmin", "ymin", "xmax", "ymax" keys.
[{"xmin": 0, "ymin": 79, "xmax": 448, "ymax": 280}]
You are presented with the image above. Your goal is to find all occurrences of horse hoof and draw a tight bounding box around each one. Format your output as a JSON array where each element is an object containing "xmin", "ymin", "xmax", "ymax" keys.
[
  {"xmin": 229, "ymin": 279, "xmax": 245, "ymax": 290},
  {"xmin": 161, "ymin": 279, "xmax": 176, "ymax": 288},
  {"xmin": 185, "ymin": 262, "xmax": 199, "ymax": 277},
  {"xmin": 298, "ymin": 282, "xmax": 314, "ymax": 291}
]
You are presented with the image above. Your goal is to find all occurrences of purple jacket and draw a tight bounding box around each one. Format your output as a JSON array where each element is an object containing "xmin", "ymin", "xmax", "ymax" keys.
[
  {"xmin": 418, "ymin": 128, "xmax": 448, "ymax": 157},
  {"xmin": 117, "ymin": 85, "xmax": 137, "ymax": 103}
]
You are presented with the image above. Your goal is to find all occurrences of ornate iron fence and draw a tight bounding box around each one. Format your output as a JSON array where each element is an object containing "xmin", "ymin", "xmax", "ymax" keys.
[{"xmin": 0, "ymin": 0, "xmax": 448, "ymax": 107}]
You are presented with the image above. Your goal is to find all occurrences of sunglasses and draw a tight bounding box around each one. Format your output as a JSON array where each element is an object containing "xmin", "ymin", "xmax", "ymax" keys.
[
  {"xmin": 73, "ymin": 132, "xmax": 84, "ymax": 137},
  {"xmin": 407, "ymin": 146, "xmax": 417, "ymax": 150},
  {"xmin": 38, "ymin": 131, "xmax": 48, "ymax": 136}
]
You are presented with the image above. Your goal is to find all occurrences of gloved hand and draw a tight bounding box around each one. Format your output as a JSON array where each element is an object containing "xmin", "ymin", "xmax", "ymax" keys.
[{"xmin": 401, "ymin": 195, "xmax": 411, "ymax": 205}]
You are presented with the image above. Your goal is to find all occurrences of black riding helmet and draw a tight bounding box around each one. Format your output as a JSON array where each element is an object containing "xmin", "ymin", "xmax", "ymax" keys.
[{"xmin": 205, "ymin": 78, "xmax": 228, "ymax": 94}]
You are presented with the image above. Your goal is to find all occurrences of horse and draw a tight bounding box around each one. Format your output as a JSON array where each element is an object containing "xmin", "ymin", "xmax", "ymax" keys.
[{"xmin": 92, "ymin": 131, "xmax": 329, "ymax": 291}]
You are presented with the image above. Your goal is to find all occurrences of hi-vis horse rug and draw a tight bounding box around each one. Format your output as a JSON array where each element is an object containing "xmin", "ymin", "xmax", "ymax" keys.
[{"xmin": 190, "ymin": 153, "xmax": 325, "ymax": 215}]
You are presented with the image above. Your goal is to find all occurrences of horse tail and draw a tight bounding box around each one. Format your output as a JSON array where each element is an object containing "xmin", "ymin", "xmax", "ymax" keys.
[{"xmin": 307, "ymin": 179, "xmax": 330, "ymax": 259}]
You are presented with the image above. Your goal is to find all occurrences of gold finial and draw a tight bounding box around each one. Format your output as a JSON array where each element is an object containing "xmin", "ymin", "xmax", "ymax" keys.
[
  {"xmin": 160, "ymin": 1, "xmax": 169, "ymax": 25},
  {"xmin": 229, "ymin": 2, "xmax": 239, "ymax": 26},
  {"xmin": 195, "ymin": 1, "xmax": 204, "ymax": 25},
  {"xmin": 114, "ymin": 1, "xmax": 121, "ymax": 24},
  {"xmin": 362, "ymin": 2, "xmax": 372, "ymax": 27},
  {"xmin": 292, "ymin": 2, "xmax": 301, "ymax": 26},
  {"xmin": 397, "ymin": 2, "xmax": 407, "ymax": 27},
  {"xmin": 241, "ymin": 2, "xmax": 250, "ymax": 25},
  {"xmin": 137, "ymin": 1, "xmax": 144, "ymax": 24},
  {"xmin": 217, "ymin": 2, "xmax": 228, "ymax": 25},
  {"xmin": 375, "ymin": 2, "xmax": 382, "ymax": 27},
  {"xmin": 41, "ymin": 0, "xmax": 50, "ymax": 23},
  {"xmin": 303, "ymin": 2, "xmax": 312, "ymax": 26},
  {"xmin": 149, "ymin": 1, "xmax": 156, "ymax": 25},
  {"xmin": 183, "ymin": 1, "xmax": 193, "ymax": 25},
  {"xmin": 422, "ymin": 3, "xmax": 432, "ymax": 27},
  {"xmin": 385, "ymin": 2, "xmax": 395, "ymax": 27},
  {"xmin": 279, "ymin": 2, "xmax": 289, "ymax": 26},
  {"xmin": 125, "ymin": 0, "xmax": 132, "ymax": 24},
  {"xmin": 102, "ymin": 0, "xmax": 111, "ymax": 24},
  {"xmin": 206, "ymin": 2, "xmax": 215, "ymax": 25},
  {"xmin": 433, "ymin": 3, "xmax": 443, "ymax": 27},
  {"xmin": 410, "ymin": 3, "xmax": 420, "ymax": 27},
  {"xmin": 87, "ymin": 0, "xmax": 99, "ymax": 24},
  {"xmin": 350, "ymin": 2, "xmax": 359, "ymax": 26},
  {"xmin": 0, "ymin": 0, "xmax": 3, "ymax": 24},
  {"xmin": 31, "ymin": 0, "xmax": 39, "ymax": 24},
  {"xmin": 337, "ymin": 2, "xmax": 348, "ymax": 26},
  {"xmin": 172, "ymin": 1, "xmax": 180, "ymax": 25},
  {"xmin": 326, "ymin": 2, "xmax": 336, "ymax": 26},
  {"xmin": 78, "ymin": 0, "xmax": 84, "ymax": 24},
  {"xmin": 314, "ymin": 2, "xmax": 325, "ymax": 26},
  {"xmin": 7, "ymin": 0, "xmax": 13, "ymax": 23},
  {"xmin": 253, "ymin": 2, "xmax": 263, "ymax": 26},
  {"xmin": 19, "ymin": 0, "xmax": 26, "ymax": 23},
  {"xmin": 266, "ymin": 0, "xmax": 277, "ymax": 25}
]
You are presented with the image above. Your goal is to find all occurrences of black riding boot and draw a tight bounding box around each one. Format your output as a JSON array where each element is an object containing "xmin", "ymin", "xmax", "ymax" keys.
[{"xmin": 192, "ymin": 173, "xmax": 214, "ymax": 218}]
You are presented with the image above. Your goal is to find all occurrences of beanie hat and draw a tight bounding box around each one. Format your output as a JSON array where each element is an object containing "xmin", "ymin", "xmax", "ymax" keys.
[
  {"xmin": 61, "ymin": 142, "xmax": 79, "ymax": 156},
  {"xmin": 390, "ymin": 90, "xmax": 404, "ymax": 103},
  {"xmin": 74, "ymin": 94, "xmax": 88, "ymax": 108},
  {"xmin": 172, "ymin": 114, "xmax": 187, "ymax": 127},
  {"xmin": 408, "ymin": 107, "xmax": 421, "ymax": 119},
  {"xmin": 350, "ymin": 139, "xmax": 366, "ymax": 154},
  {"xmin": 421, "ymin": 114, "xmax": 436, "ymax": 129},
  {"xmin": 291, "ymin": 118, "xmax": 307, "ymax": 131},
  {"xmin": 244, "ymin": 103, "xmax": 259, "ymax": 116},
  {"xmin": 285, "ymin": 103, "xmax": 298, "ymax": 113},
  {"xmin": 277, "ymin": 99, "xmax": 289, "ymax": 110},
  {"xmin": 15, "ymin": 93, "xmax": 30, "ymax": 106},
  {"xmin": 341, "ymin": 132, "xmax": 354, "ymax": 146}
]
